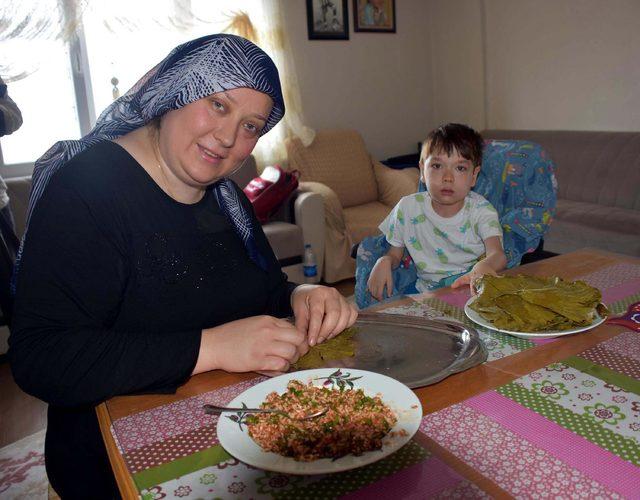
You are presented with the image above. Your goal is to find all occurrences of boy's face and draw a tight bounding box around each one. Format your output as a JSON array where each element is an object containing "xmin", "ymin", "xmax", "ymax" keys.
[{"xmin": 422, "ymin": 147, "xmax": 480, "ymax": 216}]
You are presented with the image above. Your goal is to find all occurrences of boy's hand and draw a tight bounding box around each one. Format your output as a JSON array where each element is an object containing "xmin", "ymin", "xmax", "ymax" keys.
[
  {"xmin": 367, "ymin": 255, "xmax": 394, "ymax": 301},
  {"xmin": 451, "ymin": 260, "xmax": 498, "ymax": 294}
]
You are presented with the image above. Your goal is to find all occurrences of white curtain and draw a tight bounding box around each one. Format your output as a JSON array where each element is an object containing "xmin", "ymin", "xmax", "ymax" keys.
[
  {"xmin": 0, "ymin": 0, "xmax": 82, "ymax": 82},
  {"xmin": 250, "ymin": 0, "xmax": 315, "ymax": 167},
  {"xmin": 0, "ymin": 0, "xmax": 314, "ymax": 166}
]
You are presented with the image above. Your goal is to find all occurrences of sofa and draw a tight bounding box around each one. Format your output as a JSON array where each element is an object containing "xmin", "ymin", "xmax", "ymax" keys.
[{"xmin": 482, "ymin": 130, "xmax": 640, "ymax": 257}]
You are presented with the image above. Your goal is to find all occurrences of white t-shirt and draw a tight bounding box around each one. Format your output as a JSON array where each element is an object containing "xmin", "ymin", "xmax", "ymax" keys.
[{"xmin": 379, "ymin": 191, "xmax": 502, "ymax": 292}]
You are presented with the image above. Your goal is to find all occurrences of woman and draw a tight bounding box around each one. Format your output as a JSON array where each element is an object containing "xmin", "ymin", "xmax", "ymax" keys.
[{"xmin": 9, "ymin": 34, "xmax": 357, "ymax": 498}]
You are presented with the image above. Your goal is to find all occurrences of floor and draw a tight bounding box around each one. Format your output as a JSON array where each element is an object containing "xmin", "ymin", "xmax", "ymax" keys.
[
  {"xmin": 0, "ymin": 360, "xmax": 48, "ymax": 449},
  {"xmin": 0, "ymin": 278, "xmax": 356, "ymax": 450}
]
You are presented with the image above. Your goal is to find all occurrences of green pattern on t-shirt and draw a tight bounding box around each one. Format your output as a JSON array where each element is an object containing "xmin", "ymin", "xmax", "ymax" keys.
[
  {"xmin": 397, "ymin": 209, "xmax": 405, "ymax": 225},
  {"xmin": 416, "ymin": 261, "xmax": 427, "ymax": 270},
  {"xmin": 411, "ymin": 214, "xmax": 426, "ymax": 224},
  {"xmin": 388, "ymin": 222, "xmax": 394, "ymax": 239},
  {"xmin": 435, "ymin": 248, "xmax": 448, "ymax": 264},
  {"xmin": 433, "ymin": 227, "xmax": 448, "ymax": 240},
  {"xmin": 415, "ymin": 194, "xmax": 425, "ymax": 203},
  {"xmin": 408, "ymin": 237, "xmax": 423, "ymax": 251},
  {"xmin": 488, "ymin": 220, "xmax": 501, "ymax": 229},
  {"xmin": 460, "ymin": 220, "xmax": 471, "ymax": 233}
]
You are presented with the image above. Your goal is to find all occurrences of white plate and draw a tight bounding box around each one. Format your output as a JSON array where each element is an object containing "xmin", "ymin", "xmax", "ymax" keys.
[
  {"xmin": 216, "ymin": 368, "xmax": 422, "ymax": 475},
  {"xmin": 464, "ymin": 296, "xmax": 607, "ymax": 339}
]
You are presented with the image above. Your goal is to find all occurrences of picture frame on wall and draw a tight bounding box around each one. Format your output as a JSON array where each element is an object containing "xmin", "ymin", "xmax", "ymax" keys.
[
  {"xmin": 353, "ymin": 0, "xmax": 396, "ymax": 33},
  {"xmin": 306, "ymin": 0, "xmax": 349, "ymax": 40}
]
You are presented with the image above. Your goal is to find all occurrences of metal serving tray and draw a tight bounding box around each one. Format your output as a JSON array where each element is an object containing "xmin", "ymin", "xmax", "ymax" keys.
[{"xmin": 294, "ymin": 312, "xmax": 487, "ymax": 389}]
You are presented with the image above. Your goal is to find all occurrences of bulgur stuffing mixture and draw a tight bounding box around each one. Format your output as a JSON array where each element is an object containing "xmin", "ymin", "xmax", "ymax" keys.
[{"xmin": 247, "ymin": 380, "xmax": 397, "ymax": 461}]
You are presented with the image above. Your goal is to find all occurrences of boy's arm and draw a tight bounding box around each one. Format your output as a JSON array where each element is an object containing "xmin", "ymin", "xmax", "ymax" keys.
[
  {"xmin": 367, "ymin": 245, "xmax": 405, "ymax": 301},
  {"xmin": 451, "ymin": 236, "xmax": 507, "ymax": 292}
]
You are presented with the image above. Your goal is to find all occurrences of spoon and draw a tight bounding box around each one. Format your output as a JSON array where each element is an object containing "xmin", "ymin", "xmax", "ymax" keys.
[{"xmin": 203, "ymin": 404, "xmax": 328, "ymax": 421}]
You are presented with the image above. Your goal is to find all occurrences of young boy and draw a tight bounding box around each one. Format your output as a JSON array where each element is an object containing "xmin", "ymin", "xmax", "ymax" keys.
[{"xmin": 367, "ymin": 123, "xmax": 506, "ymax": 300}]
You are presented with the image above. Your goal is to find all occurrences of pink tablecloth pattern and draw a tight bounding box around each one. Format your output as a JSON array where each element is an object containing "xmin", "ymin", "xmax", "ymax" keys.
[
  {"xmin": 421, "ymin": 330, "xmax": 640, "ymax": 498},
  {"xmin": 111, "ymin": 329, "xmax": 640, "ymax": 499},
  {"xmin": 107, "ymin": 262, "xmax": 640, "ymax": 499},
  {"xmin": 111, "ymin": 378, "xmax": 489, "ymax": 499}
]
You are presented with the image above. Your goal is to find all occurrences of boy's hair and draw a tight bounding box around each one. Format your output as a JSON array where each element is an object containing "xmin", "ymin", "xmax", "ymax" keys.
[{"xmin": 420, "ymin": 123, "xmax": 484, "ymax": 167}]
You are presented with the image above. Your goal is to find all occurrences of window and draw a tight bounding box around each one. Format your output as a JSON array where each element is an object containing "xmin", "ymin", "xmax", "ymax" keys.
[
  {"xmin": 0, "ymin": 0, "xmax": 267, "ymax": 174},
  {"xmin": 0, "ymin": 39, "xmax": 80, "ymax": 171}
]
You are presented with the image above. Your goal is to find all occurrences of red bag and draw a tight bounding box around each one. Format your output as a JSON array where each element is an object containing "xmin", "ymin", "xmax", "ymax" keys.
[{"xmin": 243, "ymin": 165, "xmax": 300, "ymax": 223}]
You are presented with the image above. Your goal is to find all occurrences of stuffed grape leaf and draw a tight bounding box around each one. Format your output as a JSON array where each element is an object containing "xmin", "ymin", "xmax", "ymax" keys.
[
  {"xmin": 470, "ymin": 275, "xmax": 607, "ymax": 332},
  {"xmin": 292, "ymin": 326, "xmax": 358, "ymax": 369}
]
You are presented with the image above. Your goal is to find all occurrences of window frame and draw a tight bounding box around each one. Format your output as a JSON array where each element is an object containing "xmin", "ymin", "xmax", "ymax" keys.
[{"xmin": 0, "ymin": 0, "xmax": 95, "ymax": 178}]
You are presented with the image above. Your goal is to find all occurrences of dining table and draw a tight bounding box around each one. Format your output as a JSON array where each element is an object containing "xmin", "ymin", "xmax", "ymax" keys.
[{"xmin": 97, "ymin": 248, "xmax": 640, "ymax": 499}]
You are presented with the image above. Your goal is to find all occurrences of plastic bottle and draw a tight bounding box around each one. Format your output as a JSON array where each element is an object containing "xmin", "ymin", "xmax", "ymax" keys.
[{"xmin": 303, "ymin": 244, "xmax": 319, "ymax": 283}]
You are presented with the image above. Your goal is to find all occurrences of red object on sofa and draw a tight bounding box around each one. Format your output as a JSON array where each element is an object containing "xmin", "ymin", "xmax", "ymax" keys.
[{"xmin": 243, "ymin": 165, "xmax": 300, "ymax": 223}]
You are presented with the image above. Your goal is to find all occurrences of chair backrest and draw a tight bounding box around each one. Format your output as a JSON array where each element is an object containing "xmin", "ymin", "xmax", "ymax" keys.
[{"xmin": 285, "ymin": 130, "xmax": 378, "ymax": 208}]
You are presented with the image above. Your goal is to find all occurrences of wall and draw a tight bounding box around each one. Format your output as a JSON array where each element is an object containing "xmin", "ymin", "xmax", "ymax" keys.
[
  {"xmin": 282, "ymin": 1, "xmax": 433, "ymax": 160},
  {"xmin": 485, "ymin": 0, "xmax": 640, "ymax": 130},
  {"xmin": 429, "ymin": 0, "xmax": 640, "ymax": 131},
  {"xmin": 428, "ymin": 0, "xmax": 486, "ymax": 132}
]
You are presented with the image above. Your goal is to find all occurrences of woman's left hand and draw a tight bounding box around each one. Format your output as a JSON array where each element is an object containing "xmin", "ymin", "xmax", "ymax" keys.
[{"xmin": 291, "ymin": 284, "xmax": 358, "ymax": 347}]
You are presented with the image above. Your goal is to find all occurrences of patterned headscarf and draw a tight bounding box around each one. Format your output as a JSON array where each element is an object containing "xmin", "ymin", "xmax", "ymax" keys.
[{"xmin": 24, "ymin": 34, "xmax": 285, "ymax": 271}]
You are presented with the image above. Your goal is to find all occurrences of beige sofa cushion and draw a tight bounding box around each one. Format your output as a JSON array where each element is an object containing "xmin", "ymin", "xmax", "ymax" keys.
[
  {"xmin": 286, "ymin": 130, "xmax": 378, "ymax": 209},
  {"xmin": 546, "ymin": 223, "xmax": 640, "ymax": 256},
  {"xmin": 555, "ymin": 199, "xmax": 640, "ymax": 233},
  {"xmin": 344, "ymin": 201, "xmax": 389, "ymax": 245},
  {"xmin": 544, "ymin": 199, "xmax": 640, "ymax": 255}
]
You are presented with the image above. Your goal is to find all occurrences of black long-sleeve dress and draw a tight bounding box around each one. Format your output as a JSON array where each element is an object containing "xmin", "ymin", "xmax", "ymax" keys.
[{"xmin": 9, "ymin": 141, "xmax": 295, "ymax": 498}]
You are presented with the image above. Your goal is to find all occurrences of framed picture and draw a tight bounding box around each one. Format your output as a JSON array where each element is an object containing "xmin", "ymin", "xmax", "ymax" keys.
[
  {"xmin": 306, "ymin": 0, "xmax": 349, "ymax": 40},
  {"xmin": 353, "ymin": 0, "xmax": 396, "ymax": 33}
]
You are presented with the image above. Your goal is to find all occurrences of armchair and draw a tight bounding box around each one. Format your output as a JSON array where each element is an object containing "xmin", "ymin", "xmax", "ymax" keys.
[
  {"xmin": 229, "ymin": 156, "xmax": 325, "ymax": 284},
  {"xmin": 285, "ymin": 130, "xmax": 419, "ymax": 283}
]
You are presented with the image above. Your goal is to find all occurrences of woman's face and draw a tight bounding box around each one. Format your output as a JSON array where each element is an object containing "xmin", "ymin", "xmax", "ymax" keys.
[{"xmin": 157, "ymin": 87, "xmax": 273, "ymax": 193}]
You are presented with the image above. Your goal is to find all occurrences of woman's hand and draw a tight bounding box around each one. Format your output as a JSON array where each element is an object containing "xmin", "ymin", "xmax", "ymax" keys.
[
  {"xmin": 291, "ymin": 284, "xmax": 358, "ymax": 347},
  {"xmin": 450, "ymin": 260, "xmax": 498, "ymax": 294},
  {"xmin": 193, "ymin": 315, "xmax": 309, "ymax": 375}
]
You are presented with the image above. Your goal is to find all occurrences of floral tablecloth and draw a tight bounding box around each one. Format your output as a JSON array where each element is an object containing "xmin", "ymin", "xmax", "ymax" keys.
[
  {"xmin": 113, "ymin": 377, "xmax": 489, "ymax": 500},
  {"xmin": 112, "ymin": 328, "xmax": 640, "ymax": 499},
  {"xmin": 109, "ymin": 262, "xmax": 640, "ymax": 498},
  {"xmin": 421, "ymin": 329, "xmax": 640, "ymax": 498}
]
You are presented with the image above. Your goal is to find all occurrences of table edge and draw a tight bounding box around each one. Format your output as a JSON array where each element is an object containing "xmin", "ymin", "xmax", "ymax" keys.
[{"xmin": 96, "ymin": 403, "xmax": 139, "ymax": 500}]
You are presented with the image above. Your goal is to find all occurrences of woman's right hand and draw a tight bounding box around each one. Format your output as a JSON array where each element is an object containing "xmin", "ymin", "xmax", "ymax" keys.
[{"xmin": 192, "ymin": 315, "xmax": 308, "ymax": 375}]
